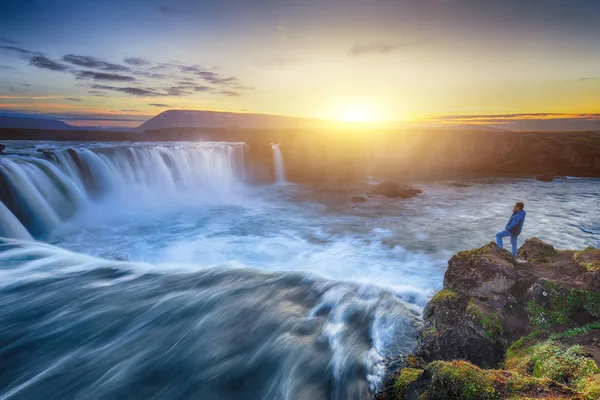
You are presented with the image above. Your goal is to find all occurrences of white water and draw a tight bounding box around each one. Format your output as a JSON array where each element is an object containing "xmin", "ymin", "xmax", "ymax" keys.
[
  {"xmin": 0, "ymin": 201, "xmax": 32, "ymax": 240},
  {"xmin": 271, "ymin": 143, "xmax": 286, "ymax": 183}
]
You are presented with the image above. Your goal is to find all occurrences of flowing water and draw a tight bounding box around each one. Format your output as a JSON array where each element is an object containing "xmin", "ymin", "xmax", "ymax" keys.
[
  {"xmin": 0, "ymin": 140, "xmax": 599, "ymax": 400},
  {"xmin": 271, "ymin": 143, "xmax": 286, "ymax": 183}
]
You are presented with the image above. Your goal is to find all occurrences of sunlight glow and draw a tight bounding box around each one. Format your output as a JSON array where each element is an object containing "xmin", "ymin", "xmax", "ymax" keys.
[{"xmin": 334, "ymin": 104, "xmax": 379, "ymax": 122}]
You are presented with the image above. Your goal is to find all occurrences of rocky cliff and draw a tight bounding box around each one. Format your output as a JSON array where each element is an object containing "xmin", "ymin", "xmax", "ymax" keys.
[{"xmin": 377, "ymin": 238, "xmax": 600, "ymax": 400}]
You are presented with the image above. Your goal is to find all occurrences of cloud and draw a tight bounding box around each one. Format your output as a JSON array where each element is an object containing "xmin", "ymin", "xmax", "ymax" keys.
[
  {"xmin": 65, "ymin": 97, "xmax": 83, "ymax": 101},
  {"xmin": 157, "ymin": 3, "xmax": 179, "ymax": 14},
  {"xmin": 566, "ymin": 77, "xmax": 598, "ymax": 83},
  {"xmin": 218, "ymin": 90, "xmax": 241, "ymax": 97},
  {"xmin": 149, "ymin": 103, "xmax": 171, "ymax": 107},
  {"xmin": 121, "ymin": 109, "xmax": 139, "ymax": 112},
  {"xmin": 124, "ymin": 57, "xmax": 150, "ymax": 66},
  {"xmin": 0, "ymin": 44, "xmax": 33, "ymax": 57},
  {"xmin": 0, "ymin": 65, "xmax": 15, "ymax": 70},
  {"xmin": 0, "ymin": 37, "xmax": 18, "ymax": 45},
  {"xmin": 63, "ymin": 54, "xmax": 130, "ymax": 72},
  {"xmin": 75, "ymin": 70, "xmax": 136, "ymax": 81},
  {"xmin": 29, "ymin": 56, "xmax": 70, "ymax": 71},
  {"xmin": 115, "ymin": 87, "xmax": 161, "ymax": 96},
  {"xmin": 91, "ymin": 84, "xmax": 116, "ymax": 90},
  {"xmin": 349, "ymin": 38, "xmax": 433, "ymax": 56}
]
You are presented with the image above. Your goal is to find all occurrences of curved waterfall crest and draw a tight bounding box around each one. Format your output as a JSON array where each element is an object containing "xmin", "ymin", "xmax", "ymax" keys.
[{"xmin": 0, "ymin": 142, "xmax": 247, "ymax": 239}]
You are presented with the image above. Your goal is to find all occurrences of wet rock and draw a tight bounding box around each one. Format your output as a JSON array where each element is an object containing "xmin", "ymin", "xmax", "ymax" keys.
[
  {"xmin": 351, "ymin": 196, "xmax": 367, "ymax": 203},
  {"xmin": 371, "ymin": 181, "xmax": 422, "ymax": 198},
  {"xmin": 0, "ymin": 144, "xmax": 5, "ymax": 153},
  {"xmin": 536, "ymin": 173, "xmax": 555, "ymax": 182}
]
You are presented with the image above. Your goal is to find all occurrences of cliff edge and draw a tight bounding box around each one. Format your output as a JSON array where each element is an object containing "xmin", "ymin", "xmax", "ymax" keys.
[{"xmin": 377, "ymin": 238, "xmax": 600, "ymax": 400}]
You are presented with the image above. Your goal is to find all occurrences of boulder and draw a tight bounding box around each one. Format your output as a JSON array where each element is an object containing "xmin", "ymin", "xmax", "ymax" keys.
[
  {"xmin": 351, "ymin": 196, "xmax": 367, "ymax": 203},
  {"xmin": 536, "ymin": 173, "xmax": 555, "ymax": 182},
  {"xmin": 0, "ymin": 144, "xmax": 5, "ymax": 153},
  {"xmin": 518, "ymin": 237, "xmax": 558, "ymax": 263},
  {"xmin": 371, "ymin": 181, "xmax": 422, "ymax": 198}
]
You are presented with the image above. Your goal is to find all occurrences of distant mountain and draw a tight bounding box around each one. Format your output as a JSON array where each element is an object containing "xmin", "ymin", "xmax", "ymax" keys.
[
  {"xmin": 134, "ymin": 110, "xmax": 325, "ymax": 132},
  {"xmin": 0, "ymin": 116, "xmax": 74, "ymax": 130}
]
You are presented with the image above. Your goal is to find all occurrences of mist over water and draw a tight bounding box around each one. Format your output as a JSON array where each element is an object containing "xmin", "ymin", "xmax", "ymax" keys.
[{"xmin": 0, "ymin": 141, "xmax": 599, "ymax": 399}]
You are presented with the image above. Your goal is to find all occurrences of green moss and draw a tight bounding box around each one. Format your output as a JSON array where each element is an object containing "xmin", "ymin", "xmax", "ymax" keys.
[
  {"xmin": 394, "ymin": 368, "xmax": 423, "ymax": 397},
  {"xmin": 580, "ymin": 373, "xmax": 600, "ymax": 400},
  {"xmin": 426, "ymin": 361, "xmax": 500, "ymax": 400},
  {"xmin": 527, "ymin": 280, "xmax": 599, "ymax": 327},
  {"xmin": 466, "ymin": 299, "xmax": 503, "ymax": 339},
  {"xmin": 505, "ymin": 331, "xmax": 543, "ymax": 360},
  {"xmin": 573, "ymin": 247, "xmax": 600, "ymax": 271},
  {"xmin": 506, "ymin": 341, "xmax": 599, "ymax": 387},
  {"xmin": 548, "ymin": 321, "xmax": 600, "ymax": 340},
  {"xmin": 429, "ymin": 289, "xmax": 457, "ymax": 304},
  {"xmin": 529, "ymin": 249, "xmax": 558, "ymax": 264}
]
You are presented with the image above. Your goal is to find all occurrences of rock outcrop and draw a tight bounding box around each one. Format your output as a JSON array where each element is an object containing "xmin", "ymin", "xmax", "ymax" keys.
[
  {"xmin": 0, "ymin": 144, "xmax": 5, "ymax": 153},
  {"xmin": 371, "ymin": 181, "xmax": 422, "ymax": 199},
  {"xmin": 536, "ymin": 173, "xmax": 555, "ymax": 182},
  {"xmin": 377, "ymin": 238, "xmax": 600, "ymax": 400}
]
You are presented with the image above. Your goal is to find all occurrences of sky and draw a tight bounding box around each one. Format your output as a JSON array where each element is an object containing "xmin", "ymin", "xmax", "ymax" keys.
[{"xmin": 1, "ymin": 0, "xmax": 600, "ymax": 128}]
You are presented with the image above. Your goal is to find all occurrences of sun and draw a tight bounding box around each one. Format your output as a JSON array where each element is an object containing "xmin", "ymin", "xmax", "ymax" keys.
[{"xmin": 335, "ymin": 104, "xmax": 379, "ymax": 123}]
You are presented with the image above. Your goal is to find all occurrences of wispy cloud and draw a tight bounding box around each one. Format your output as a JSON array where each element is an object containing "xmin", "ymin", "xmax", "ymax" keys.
[
  {"xmin": 29, "ymin": 56, "xmax": 70, "ymax": 71},
  {"xmin": 349, "ymin": 38, "xmax": 434, "ymax": 56},
  {"xmin": 565, "ymin": 77, "xmax": 598, "ymax": 83},
  {"xmin": 2, "ymin": 44, "xmax": 253, "ymax": 100},
  {"xmin": 65, "ymin": 97, "xmax": 83, "ymax": 101},
  {"xmin": 63, "ymin": 54, "xmax": 130, "ymax": 72},
  {"xmin": 149, "ymin": 103, "xmax": 171, "ymax": 107},
  {"xmin": 124, "ymin": 57, "xmax": 150, "ymax": 66},
  {"xmin": 0, "ymin": 44, "xmax": 33, "ymax": 57},
  {"xmin": 0, "ymin": 37, "xmax": 18, "ymax": 45},
  {"xmin": 75, "ymin": 70, "xmax": 136, "ymax": 81}
]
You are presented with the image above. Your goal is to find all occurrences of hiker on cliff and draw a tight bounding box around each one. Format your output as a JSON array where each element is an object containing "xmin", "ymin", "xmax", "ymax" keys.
[{"xmin": 496, "ymin": 202, "xmax": 526, "ymax": 258}]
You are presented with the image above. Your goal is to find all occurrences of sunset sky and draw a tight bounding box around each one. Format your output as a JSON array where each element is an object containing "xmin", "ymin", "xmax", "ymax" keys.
[{"xmin": 1, "ymin": 0, "xmax": 600, "ymax": 128}]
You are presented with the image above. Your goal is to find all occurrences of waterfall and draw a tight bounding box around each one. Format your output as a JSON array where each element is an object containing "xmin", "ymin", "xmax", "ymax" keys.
[
  {"xmin": 0, "ymin": 201, "xmax": 32, "ymax": 240},
  {"xmin": 271, "ymin": 143, "xmax": 286, "ymax": 183},
  {"xmin": 0, "ymin": 142, "xmax": 246, "ymax": 239}
]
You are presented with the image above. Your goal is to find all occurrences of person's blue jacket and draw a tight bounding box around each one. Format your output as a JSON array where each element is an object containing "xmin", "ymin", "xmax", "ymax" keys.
[{"xmin": 506, "ymin": 210, "xmax": 526, "ymax": 236}]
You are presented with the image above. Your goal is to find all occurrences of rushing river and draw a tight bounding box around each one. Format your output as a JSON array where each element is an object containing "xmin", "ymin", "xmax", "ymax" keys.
[{"xmin": 0, "ymin": 141, "xmax": 599, "ymax": 400}]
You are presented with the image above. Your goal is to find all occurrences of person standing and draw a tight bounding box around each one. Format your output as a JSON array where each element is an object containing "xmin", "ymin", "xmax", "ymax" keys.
[{"xmin": 496, "ymin": 202, "xmax": 526, "ymax": 257}]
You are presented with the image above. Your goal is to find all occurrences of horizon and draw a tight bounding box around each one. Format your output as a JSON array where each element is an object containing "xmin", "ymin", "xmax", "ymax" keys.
[{"xmin": 1, "ymin": 0, "xmax": 600, "ymax": 130}]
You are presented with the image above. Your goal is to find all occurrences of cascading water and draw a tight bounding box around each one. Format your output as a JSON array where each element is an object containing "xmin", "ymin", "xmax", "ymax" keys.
[
  {"xmin": 0, "ymin": 142, "xmax": 246, "ymax": 239},
  {"xmin": 271, "ymin": 143, "xmax": 286, "ymax": 183}
]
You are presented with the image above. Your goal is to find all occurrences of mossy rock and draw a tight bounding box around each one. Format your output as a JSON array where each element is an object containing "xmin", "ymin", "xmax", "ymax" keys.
[
  {"xmin": 466, "ymin": 299, "xmax": 504, "ymax": 340},
  {"xmin": 527, "ymin": 279, "xmax": 600, "ymax": 328},
  {"xmin": 518, "ymin": 237, "xmax": 558, "ymax": 263},
  {"xmin": 573, "ymin": 247, "xmax": 600, "ymax": 271},
  {"xmin": 394, "ymin": 368, "xmax": 423, "ymax": 398},
  {"xmin": 505, "ymin": 324, "xmax": 600, "ymax": 396},
  {"xmin": 413, "ymin": 360, "xmax": 574, "ymax": 400}
]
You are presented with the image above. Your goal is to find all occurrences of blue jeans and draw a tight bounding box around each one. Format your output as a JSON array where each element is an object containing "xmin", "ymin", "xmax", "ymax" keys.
[{"xmin": 496, "ymin": 230, "xmax": 518, "ymax": 257}]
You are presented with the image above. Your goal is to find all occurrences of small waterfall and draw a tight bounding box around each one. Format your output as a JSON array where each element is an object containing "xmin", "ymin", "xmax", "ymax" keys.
[
  {"xmin": 0, "ymin": 201, "xmax": 32, "ymax": 240},
  {"xmin": 271, "ymin": 143, "xmax": 286, "ymax": 183},
  {"xmin": 0, "ymin": 143, "xmax": 246, "ymax": 239}
]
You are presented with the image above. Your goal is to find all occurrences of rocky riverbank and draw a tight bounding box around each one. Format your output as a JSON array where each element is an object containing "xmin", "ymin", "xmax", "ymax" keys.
[{"xmin": 377, "ymin": 238, "xmax": 600, "ymax": 400}]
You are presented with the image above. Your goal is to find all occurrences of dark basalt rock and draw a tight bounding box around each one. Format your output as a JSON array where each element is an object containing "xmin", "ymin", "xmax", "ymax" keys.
[
  {"xmin": 0, "ymin": 143, "xmax": 5, "ymax": 153},
  {"xmin": 371, "ymin": 181, "xmax": 422, "ymax": 198},
  {"xmin": 536, "ymin": 173, "xmax": 555, "ymax": 182}
]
